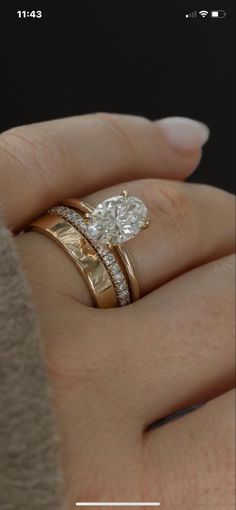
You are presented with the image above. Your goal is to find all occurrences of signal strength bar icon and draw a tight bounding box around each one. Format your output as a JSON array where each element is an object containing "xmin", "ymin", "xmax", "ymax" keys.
[{"xmin": 185, "ymin": 11, "xmax": 197, "ymax": 18}]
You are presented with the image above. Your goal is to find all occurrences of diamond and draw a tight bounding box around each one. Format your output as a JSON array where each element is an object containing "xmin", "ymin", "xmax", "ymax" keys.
[
  {"xmin": 86, "ymin": 194, "xmax": 148, "ymax": 245},
  {"xmin": 96, "ymin": 246, "xmax": 107, "ymax": 256},
  {"xmin": 120, "ymin": 289, "xmax": 130, "ymax": 297},
  {"xmin": 109, "ymin": 262, "xmax": 120, "ymax": 275},
  {"xmin": 103, "ymin": 253, "xmax": 115, "ymax": 266},
  {"xmin": 119, "ymin": 297, "xmax": 130, "ymax": 306},
  {"xmin": 113, "ymin": 273, "xmax": 124, "ymax": 283},
  {"xmin": 115, "ymin": 280, "xmax": 127, "ymax": 291}
]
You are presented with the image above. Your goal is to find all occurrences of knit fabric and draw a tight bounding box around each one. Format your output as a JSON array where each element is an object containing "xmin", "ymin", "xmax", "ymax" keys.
[{"xmin": 0, "ymin": 214, "xmax": 66, "ymax": 510}]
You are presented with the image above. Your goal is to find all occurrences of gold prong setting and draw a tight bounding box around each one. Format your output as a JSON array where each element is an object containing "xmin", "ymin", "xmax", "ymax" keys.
[{"xmin": 142, "ymin": 219, "xmax": 150, "ymax": 230}]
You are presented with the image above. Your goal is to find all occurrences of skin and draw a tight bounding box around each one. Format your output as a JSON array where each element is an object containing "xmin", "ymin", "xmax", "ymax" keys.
[{"xmin": 0, "ymin": 113, "xmax": 235, "ymax": 509}]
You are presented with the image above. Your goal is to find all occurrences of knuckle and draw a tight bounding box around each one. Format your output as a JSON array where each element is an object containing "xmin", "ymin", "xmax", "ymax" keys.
[
  {"xmin": 0, "ymin": 126, "xmax": 63, "ymax": 190},
  {"xmin": 1, "ymin": 126, "xmax": 41, "ymax": 165},
  {"xmin": 94, "ymin": 112, "xmax": 126, "ymax": 134}
]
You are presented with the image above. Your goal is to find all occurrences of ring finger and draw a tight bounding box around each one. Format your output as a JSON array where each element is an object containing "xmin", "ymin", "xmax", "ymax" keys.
[{"xmin": 68, "ymin": 178, "xmax": 235, "ymax": 298}]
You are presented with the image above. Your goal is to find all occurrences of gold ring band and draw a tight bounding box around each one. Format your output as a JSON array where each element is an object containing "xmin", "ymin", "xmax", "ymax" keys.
[{"xmin": 27, "ymin": 213, "xmax": 118, "ymax": 308}]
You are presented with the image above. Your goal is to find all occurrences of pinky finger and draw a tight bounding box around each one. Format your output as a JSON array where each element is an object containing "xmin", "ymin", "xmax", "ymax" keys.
[{"xmin": 143, "ymin": 389, "xmax": 235, "ymax": 509}]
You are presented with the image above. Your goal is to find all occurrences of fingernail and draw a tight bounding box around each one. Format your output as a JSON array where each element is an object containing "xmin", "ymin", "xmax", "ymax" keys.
[{"xmin": 156, "ymin": 117, "xmax": 210, "ymax": 152}]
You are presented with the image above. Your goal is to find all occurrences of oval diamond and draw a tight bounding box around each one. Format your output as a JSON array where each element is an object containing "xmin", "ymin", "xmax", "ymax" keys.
[{"xmin": 86, "ymin": 194, "xmax": 148, "ymax": 245}]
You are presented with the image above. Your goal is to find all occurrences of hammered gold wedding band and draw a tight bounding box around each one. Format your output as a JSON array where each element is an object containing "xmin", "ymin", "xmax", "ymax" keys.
[{"xmin": 28, "ymin": 213, "xmax": 118, "ymax": 308}]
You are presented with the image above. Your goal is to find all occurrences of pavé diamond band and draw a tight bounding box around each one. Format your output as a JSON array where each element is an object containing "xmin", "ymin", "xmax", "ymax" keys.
[{"xmin": 28, "ymin": 191, "xmax": 150, "ymax": 308}]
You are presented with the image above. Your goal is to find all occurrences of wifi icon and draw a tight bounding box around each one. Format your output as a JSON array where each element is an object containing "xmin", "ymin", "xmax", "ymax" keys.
[{"xmin": 199, "ymin": 10, "xmax": 209, "ymax": 17}]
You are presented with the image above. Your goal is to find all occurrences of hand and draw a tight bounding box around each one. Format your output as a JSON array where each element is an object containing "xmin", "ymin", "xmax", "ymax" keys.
[{"xmin": 1, "ymin": 114, "xmax": 235, "ymax": 509}]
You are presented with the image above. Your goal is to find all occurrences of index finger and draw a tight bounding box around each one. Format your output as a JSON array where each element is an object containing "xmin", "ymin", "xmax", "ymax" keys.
[{"xmin": 0, "ymin": 113, "xmax": 209, "ymax": 231}]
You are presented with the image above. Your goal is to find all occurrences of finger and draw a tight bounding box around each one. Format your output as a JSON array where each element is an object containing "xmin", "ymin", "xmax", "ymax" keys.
[
  {"xmin": 143, "ymin": 390, "xmax": 235, "ymax": 509},
  {"xmin": 23, "ymin": 250, "xmax": 234, "ymax": 433},
  {"xmin": 0, "ymin": 114, "xmax": 209, "ymax": 231},
  {"xmin": 116, "ymin": 254, "xmax": 235, "ymax": 425},
  {"xmin": 77, "ymin": 179, "xmax": 235, "ymax": 296}
]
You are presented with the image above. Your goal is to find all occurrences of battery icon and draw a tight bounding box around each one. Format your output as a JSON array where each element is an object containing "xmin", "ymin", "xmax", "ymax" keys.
[{"xmin": 211, "ymin": 10, "xmax": 227, "ymax": 18}]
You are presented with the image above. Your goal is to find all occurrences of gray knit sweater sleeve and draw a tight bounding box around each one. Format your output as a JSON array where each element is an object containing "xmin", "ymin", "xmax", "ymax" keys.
[{"xmin": 0, "ymin": 214, "xmax": 66, "ymax": 510}]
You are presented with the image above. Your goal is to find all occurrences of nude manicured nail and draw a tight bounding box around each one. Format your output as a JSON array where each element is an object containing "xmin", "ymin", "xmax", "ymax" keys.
[{"xmin": 157, "ymin": 117, "xmax": 210, "ymax": 152}]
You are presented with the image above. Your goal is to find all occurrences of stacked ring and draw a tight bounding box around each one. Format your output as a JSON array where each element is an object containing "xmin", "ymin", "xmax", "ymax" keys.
[
  {"xmin": 28, "ymin": 191, "xmax": 150, "ymax": 308},
  {"xmin": 63, "ymin": 197, "xmax": 140, "ymax": 302}
]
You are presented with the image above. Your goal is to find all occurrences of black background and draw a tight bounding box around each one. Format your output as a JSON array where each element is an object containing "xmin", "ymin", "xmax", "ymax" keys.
[{"xmin": 0, "ymin": 1, "xmax": 235, "ymax": 192}]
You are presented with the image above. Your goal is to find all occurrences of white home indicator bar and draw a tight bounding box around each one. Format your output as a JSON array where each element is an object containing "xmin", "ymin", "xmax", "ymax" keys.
[{"xmin": 76, "ymin": 504, "xmax": 161, "ymax": 507}]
